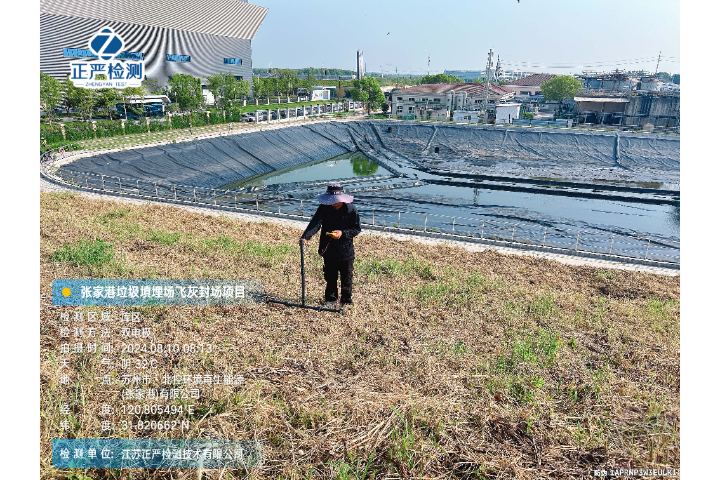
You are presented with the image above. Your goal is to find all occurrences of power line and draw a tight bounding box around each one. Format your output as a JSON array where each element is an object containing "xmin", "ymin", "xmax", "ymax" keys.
[{"xmin": 499, "ymin": 55, "xmax": 680, "ymax": 68}]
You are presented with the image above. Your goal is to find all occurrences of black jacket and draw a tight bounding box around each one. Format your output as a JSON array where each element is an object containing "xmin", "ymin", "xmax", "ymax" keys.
[{"xmin": 301, "ymin": 203, "xmax": 361, "ymax": 260}]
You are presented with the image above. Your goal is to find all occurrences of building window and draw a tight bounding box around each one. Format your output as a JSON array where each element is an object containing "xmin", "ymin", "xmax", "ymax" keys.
[
  {"xmin": 397, "ymin": 106, "xmax": 403, "ymax": 113},
  {"xmin": 117, "ymin": 51, "xmax": 143, "ymax": 60},
  {"xmin": 224, "ymin": 58, "xmax": 242, "ymax": 65},
  {"xmin": 166, "ymin": 54, "xmax": 190, "ymax": 62},
  {"xmin": 421, "ymin": 98, "xmax": 428, "ymax": 101},
  {"xmin": 408, "ymin": 97, "xmax": 415, "ymax": 101},
  {"xmin": 408, "ymin": 106, "xmax": 414, "ymax": 113},
  {"xmin": 234, "ymin": 76, "xmax": 243, "ymax": 81},
  {"xmin": 63, "ymin": 48, "xmax": 143, "ymax": 60},
  {"xmin": 397, "ymin": 97, "xmax": 403, "ymax": 101}
]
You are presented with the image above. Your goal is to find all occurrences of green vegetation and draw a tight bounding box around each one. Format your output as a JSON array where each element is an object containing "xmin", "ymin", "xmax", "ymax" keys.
[
  {"xmin": 356, "ymin": 255, "xmax": 434, "ymax": 279},
  {"xmin": 147, "ymin": 229, "xmax": 182, "ymax": 245},
  {"xmin": 540, "ymin": 75, "xmax": 583, "ymax": 102},
  {"xmin": 40, "ymin": 73, "xmax": 63, "ymax": 125},
  {"xmin": 167, "ymin": 73, "xmax": 204, "ymax": 112},
  {"xmin": 350, "ymin": 77, "xmax": 385, "ymax": 113},
  {"xmin": 419, "ymin": 73, "xmax": 462, "ymax": 84},
  {"xmin": 204, "ymin": 72, "xmax": 250, "ymax": 111},
  {"xmin": 50, "ymin": 238, "xmax": 114, "ymax": 268}
]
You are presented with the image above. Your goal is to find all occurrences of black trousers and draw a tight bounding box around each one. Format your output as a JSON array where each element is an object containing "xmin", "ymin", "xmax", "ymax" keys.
[{"xmin": 323, "ymin": 258, "xmax": 354, "ymax": 303}]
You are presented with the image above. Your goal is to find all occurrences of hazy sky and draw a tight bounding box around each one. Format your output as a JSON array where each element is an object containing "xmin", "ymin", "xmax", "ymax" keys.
[{"xmin": 251, "ymin": 0, "xmax": 680, "ymax": 75}]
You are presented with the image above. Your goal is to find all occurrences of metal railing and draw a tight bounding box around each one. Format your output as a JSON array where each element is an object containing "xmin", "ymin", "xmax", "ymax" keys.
[{"xmin": 42, "ymin": 161, "xmax": 680, "ymax": 265}]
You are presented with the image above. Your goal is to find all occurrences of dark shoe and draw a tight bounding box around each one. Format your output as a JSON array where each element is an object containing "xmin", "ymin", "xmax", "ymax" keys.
[{"xmin": 340, "ymin": 299, "xmax": 353, "ymax": 306}]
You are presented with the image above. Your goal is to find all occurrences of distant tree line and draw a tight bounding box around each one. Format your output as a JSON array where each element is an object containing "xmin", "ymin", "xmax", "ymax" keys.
[{"xmin": 40, "ymin": 71, "xmax": 255, "ymax": 122}]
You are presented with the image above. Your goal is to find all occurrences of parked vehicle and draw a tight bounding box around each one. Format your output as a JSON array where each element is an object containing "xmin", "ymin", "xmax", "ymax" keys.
[{"xmin": 116, "ymin": 101, "xmax": 165, "ymax": 120}]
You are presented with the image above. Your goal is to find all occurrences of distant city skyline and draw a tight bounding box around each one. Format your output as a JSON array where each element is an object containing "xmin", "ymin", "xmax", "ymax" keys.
[{"xmin": 251, "ymin": 0, "xmax": 680, "ymax": 76}]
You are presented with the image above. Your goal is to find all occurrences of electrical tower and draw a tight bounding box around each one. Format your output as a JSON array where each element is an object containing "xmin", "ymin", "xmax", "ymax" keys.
[{"xmin": 483, "ymin": 48, "xmax": 494, "ymax": 123}]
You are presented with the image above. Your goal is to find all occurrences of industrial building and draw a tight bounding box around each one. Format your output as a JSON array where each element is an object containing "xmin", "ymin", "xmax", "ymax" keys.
[
  {"xmin": 444, "ymin": 69, "xmax": 535, "ymax": 82},
  {"xmin": 572, "ymin": 93, "xmax": 679, "ymax": 128},
  {"xmin": 40, "ymin": 0, "xmax": 268, "ymax": 85},
  {"xmin": 390, "ymin": 83, "xmax": 514, "ymax": 119}
]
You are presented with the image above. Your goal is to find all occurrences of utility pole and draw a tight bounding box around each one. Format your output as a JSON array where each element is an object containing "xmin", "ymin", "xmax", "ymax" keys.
[
  {"xmin": 483, "ymin": 48, "xmax": 494, "ymax": 123},
  {"xmin": 655, "ymin": 51, "xmax": 661, "ymax": 75},
  {"xmin": 428, "ymin": 55, "xmax": 430, "ymax": 76}
]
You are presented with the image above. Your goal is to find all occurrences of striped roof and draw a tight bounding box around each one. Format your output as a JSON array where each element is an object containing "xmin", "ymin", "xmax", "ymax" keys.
[
  {"xmin": 505, "ymin": 74, "xmax": 557, "ymax": 86},
  {"xmin": 40, "ymin": 0, "xmax": 268, "ymax": 39},
  {"xmin": 392, "ymin": 83, "xmax": 513, "ymax": 96}
]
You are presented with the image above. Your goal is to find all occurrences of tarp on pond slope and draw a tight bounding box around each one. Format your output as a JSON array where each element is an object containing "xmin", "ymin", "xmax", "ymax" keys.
[{"xmin": 59, "ymin": 121, "xmax": 679, "ymax": 189}]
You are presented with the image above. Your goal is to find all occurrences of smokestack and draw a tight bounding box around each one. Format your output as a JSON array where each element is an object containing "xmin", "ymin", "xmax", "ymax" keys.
[{"xmin": 357, "ymin": 50, "xmax": 364, "ymax": 80}]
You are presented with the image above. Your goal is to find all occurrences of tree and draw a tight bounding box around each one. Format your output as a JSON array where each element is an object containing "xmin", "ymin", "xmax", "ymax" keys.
[
  {"xmin": 351, "ymin": 77, "xmax": 385, "ymax": 113},
  {"xmin": 62, "ymin": 77, "xmax": 97, "ymax": 121},
  {"xmin": 97, "ymin": 88, "xmax": 121, "ymax": 120},
  {"xmin": 40, "ymin": 73, "xmax": 64, "ymax": 125},
  {"xmin": 419, "ymin": 73, "xmax": 462, "ymax": 84},
  {"xmin": 167, "ymin": 74, "xmax": 204, "ymax": 112},
  {"xmin": 656, "ymin": 72, "xmax": 672, "ymax": 83},
  {"xmin": 381, "ymin": 102, "xmax": 389, "ymax": 114},
  {"xmin": 671, "ymin": 74, "xmax": 680, "ymax": 85},
  {"xmin": 205, "ymin": 72, "xmax": 250, "ymax": 110},
  {"xmin": 252, "ymin": 76, "xmax": 262, "ymax": 98},
  {"xmin": 335, "ymin": 86, "xmax": 346, "ymax": 99},
  {"xmin": 122, "ymin": 85, "xmax": 148, "ymax": 118},
  {"xmin": 540, "ymin": 75, "xmax": 583, "ymax": 102},
  {"xmin": 77, "ymin": 89, "xmax": 98, "ymax": 121},
  {"xmin": 142, "ymin": 78, "xmax": 166, "ymax": 95}
]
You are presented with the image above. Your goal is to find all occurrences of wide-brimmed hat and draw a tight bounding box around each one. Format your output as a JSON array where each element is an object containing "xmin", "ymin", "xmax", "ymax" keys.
[{"xmin": 317, "ymin": 183, "xmax": 353, "ymax": 205}]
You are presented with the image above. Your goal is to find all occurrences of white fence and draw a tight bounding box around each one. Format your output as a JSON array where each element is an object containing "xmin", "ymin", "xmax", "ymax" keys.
[{"xmin": 43, "ymin": 158, "xmax": 680, "ymax": 265}]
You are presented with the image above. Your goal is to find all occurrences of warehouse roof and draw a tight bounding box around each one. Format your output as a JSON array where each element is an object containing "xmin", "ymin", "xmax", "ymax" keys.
[
  {"xmin": 505, "ymin": 74, "xmax": 557, "ymax": 86},
  {"xmin": 40, "ymin": 0, "xmax": 268, "ymax": 39},
  {"xmin": 574, "ymin": 97, "xmax": 630, "ymax": 103}
]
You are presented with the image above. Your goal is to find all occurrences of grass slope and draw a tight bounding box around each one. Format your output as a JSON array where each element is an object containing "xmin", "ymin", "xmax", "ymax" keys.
[{"xmin": 40, "ymin": 192, "xmax": 680, "ymax": 479}]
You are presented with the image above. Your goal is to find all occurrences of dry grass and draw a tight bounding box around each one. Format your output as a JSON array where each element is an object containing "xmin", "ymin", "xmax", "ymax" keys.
[{"xmin": 40, "ymin": 192, "xmax": 680, "ymax": 479}]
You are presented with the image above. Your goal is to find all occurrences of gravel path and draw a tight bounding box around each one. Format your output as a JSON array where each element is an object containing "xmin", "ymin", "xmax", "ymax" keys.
[{"xmin": 40, "ymin": 177, "xmax": 678, "ymax": 276}]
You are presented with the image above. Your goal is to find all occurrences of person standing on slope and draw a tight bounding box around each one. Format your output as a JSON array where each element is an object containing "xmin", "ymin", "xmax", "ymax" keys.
[{"xmin": 300, "ymin": 183, "xmax": 361, "ymax": 306}]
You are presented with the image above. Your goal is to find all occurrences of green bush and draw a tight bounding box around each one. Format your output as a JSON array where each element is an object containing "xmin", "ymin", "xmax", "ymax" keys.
[
  {"xmin": 190, "ymin": 112, "xmax": 208, "ymax": 127},
  {"xmin": 208, "ymin": 111, "xmax": 224, "ymax": 125},
  {"xmin": 523, "ymin": 112, "xmax": 534, "ymax": 120},
  {"xmin": 149, "ymin": 119, "xmax": 170, "ymax": 133},
  {"xmin": 40, "ymin": 125, "xmax": 65, "ymax": 145},
  {"xmin": 64, "ymin": 122, "xmax": 95, "ymax": 141},
  {"xmin": 124, "ymin": 121, "xmax": 147, "ymax": 135},
  {"xmin": 94, "ymin": 120, "xmax": 125, "ymax": 139},
  {"xmin": 227, "ymin": 110, "xmax": 243, "ymax": 123},
  {"xmin": 171, "ymin": 114, "xmax": 191, "ymax": 129}
]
